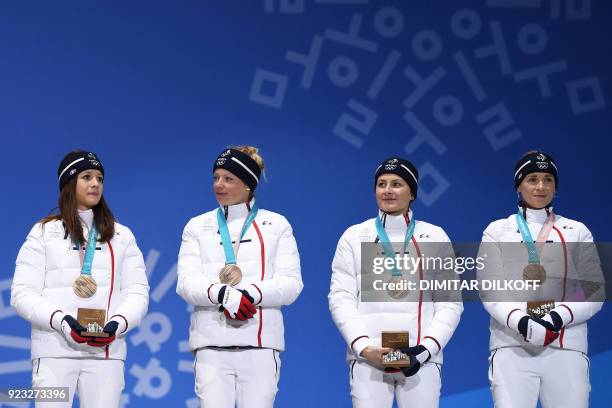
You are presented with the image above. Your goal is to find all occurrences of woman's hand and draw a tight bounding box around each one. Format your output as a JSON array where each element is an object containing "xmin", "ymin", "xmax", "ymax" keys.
[{"xmin": 360, "ymin": 346, "xmax": 393, "ymax": 366}]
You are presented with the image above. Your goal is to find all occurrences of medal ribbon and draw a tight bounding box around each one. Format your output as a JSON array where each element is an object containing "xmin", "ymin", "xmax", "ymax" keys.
[
  {"xmin": 375, "ymin": 213, "xmax": 415, "ymax": 277},
  {"xmin": 78, "ymin": 224, "xmax": 98, "ymax": 276},
  {"xmin": 516, "ymin": 208, "xmax": 555, "ymax": 264},
  {"xmin": 217, "ymin": 202, "xmax": 259, "ymax": 265}
]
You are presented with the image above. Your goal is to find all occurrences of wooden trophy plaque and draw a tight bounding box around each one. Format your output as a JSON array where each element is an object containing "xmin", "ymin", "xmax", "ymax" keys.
[
  {"xmin": 77, "ymin": 308, "xmax": 109, "ymax": 337},
  {"xmin": 527, "ymin": 300, "xmax": 555, "ymax": 318},
  {"xmin": 382, "ymin": 331, "xmax": 410, "ymax": 368}
]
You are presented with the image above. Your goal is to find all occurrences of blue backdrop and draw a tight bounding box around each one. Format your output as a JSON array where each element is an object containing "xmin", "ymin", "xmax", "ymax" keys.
[{"xmin": 1, "ymin": 1, "xmax": 610, "ymax": 407}]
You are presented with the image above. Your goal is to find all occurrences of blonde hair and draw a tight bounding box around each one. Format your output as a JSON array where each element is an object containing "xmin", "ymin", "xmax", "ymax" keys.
[{"xmin": 229, "ymin": 145, "xmax": 265, "ymax": 171}]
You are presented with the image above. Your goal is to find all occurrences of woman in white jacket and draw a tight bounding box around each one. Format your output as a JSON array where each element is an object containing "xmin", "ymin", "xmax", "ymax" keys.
[
  {"xmin": 176, "ymin": 146, "xmax": 303, "ymax": 408},
  {"xmin": 11, "ymin": 150, "xmax": 149, "ymax": 408},
  {"xmin": 329, "ymin": 157, "xmax": 463, "ymax": 408},
  {"xmin": 480, "ymin": 150, "xmax": 603, "ymax": 408}
]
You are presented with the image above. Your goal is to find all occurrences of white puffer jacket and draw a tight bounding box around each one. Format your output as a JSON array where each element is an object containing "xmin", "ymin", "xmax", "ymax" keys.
[
  {"xmin": 176, "ymin": 200, "xmax": 303, "ymax": 351},
  {"xmin": 479, "ymin": 207, "xmax": 604, "ymax": 353},
  {"xmin": 11, "ymin": 211, "xmax": 149, "ymax": 360},
  {"xmin": 329, "ymin": 210, "xmax": 463, "ymax": 364}
]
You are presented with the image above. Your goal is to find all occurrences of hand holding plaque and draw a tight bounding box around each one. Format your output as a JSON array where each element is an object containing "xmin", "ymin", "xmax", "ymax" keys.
[
  {"xmin": 393, "ymin": 345, "xmax": 432, "ymax": 377},
  {"xmin": 75, "ymin": 308, "xmax": 107, "ymax": 337},
  {"xmin": 76, "ymin": 308, "xmax": 122, "ymax": 348},
  {"xmin": 59, "ymin": 315, "xmax": 89, "ymax": 346},
  {"xmin": 359, "ymin": 346, "xmax": 393, "ymax": 367},
  {"xmin": 87, "ymin": 320, "xmax": 119, "ymax": 347},
  {"xmin": 381, "ymin": 331, "xmax": 410, "ymax": 368}
]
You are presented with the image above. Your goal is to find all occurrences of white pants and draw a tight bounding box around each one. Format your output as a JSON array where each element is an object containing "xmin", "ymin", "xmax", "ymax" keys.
[
  {"xmin": 489, "ymin": 347, "xmax": 590, "ymax": 408},
  {"xmin": 349, "ymin": 359, "xmax": 441, "ymax": 408},
  {"xmin": 195, "ymin": 348, "xmax": 280, "ymax": 408},
  {"xmin": 31, "ymin": 358, "xmax": 124, "ymax": 408}
]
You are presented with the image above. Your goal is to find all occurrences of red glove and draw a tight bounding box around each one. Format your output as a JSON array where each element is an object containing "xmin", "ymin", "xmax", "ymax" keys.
[
  {"xmin": 518, "ymin": 316, "xmax": 559, "ymax": 346},
  {"xmin": 87, "ymin": 321, "xmax": 119, "ymax": 347},
  {"xmin": 218, "ymin": 286, "xmax": 256, "ymax": 321},
  {"xmin": 61, "ymin": 315, "xmax": 89, "ymax": 344}
]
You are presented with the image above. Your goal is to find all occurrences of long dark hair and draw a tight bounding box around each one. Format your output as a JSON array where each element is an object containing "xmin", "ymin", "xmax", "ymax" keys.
[{"xmin": 40, "ymin": 177, "xmax": 115, "ymax": 244}]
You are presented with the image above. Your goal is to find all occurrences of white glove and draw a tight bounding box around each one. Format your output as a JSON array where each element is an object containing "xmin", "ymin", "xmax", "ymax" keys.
[
  {"xmin": 218, "ymin": 285, "xmax": 256, "ymax": 320},
  {"xmin": 519, "ymin": 316, "xmax": 559, "ymax": 347}
]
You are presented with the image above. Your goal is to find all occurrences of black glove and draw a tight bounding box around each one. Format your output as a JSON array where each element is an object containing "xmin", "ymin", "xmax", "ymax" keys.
[
  {"xmin": 61, "ymin": 315, "xmax": 88, "ymax": 344},
  {"xmin": 542, "ymin": 311, "xmax": 564, "ymax": 332},
  {"xmin": 398, "ymin": 345, "xmax": 431, "ymax": 378},
  {"xmin": 518, "ymin": 315, "xmax": 559, "ymax": 346},
  {"xmin": 400, "ymin": 355, "xmax": 421, "ymax": 377},
  {"xmin": 87, "ymin": 321, "xmax": 119, "ymax": 347}
]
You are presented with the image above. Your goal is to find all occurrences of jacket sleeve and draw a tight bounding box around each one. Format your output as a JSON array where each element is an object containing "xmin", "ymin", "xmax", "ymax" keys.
[
  {"xmin": 421, "ymin": 228, "xmax": 463, "ymax": 355},
  {"xmin": 551, "ymin": 224, "xmax": 604, "ymax": 327},
  {"xmin": 328, "ymin": 229, "xmax": 371, "ymax": 358},
  {"xmin": 110, "ymin": 228, "xmax": 150, "ymax": 335},
  {"xmin": 252, "ymin": 217, "xmax": 303, "ymax": 307},
  {"xmin": 176, "ymin": 219, "xmax": 219, "ymax": 307},
  {"xmin": 11, "ymin": 223, "xmax": 64, "ymax": 331},
  {"xmin": 479, "ymin": 224, "xmax": 527, "ymax": 333}
]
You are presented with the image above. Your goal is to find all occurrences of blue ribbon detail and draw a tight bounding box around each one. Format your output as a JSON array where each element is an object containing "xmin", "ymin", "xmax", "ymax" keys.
[
  {"xmin": 217, "ymin": 202, "xmax": 259, "ymax": 265},
  {"xmin": 516, "ymin": 209, "xmax": 540, "ymax": 264},
  {"xmin": 375, "ymin": 213, "xmax": 416, "ymax": 277},
  {"xmin": 81, "ymin": 225, "xmax": 98, "ymax": 276}
]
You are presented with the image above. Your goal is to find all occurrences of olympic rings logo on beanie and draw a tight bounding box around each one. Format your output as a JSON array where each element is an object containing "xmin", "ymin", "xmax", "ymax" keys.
[
  {"xmin": 514, "ymin": 151, "xmax": 558, "ymax": 190},
  {"xmin": 212, "ymin": 148, "xmax": 261, "ymax": 192},
  {"xmin": 57, "ymin": 151, "xmax": 105, "ymax": 191},
  {"xmin": 374, "ymin": 157, "xmax": 419, "ymax": 198}
]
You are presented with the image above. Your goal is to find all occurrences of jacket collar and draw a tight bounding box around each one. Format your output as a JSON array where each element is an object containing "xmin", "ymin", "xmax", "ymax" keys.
[
  {"xmin": 221, "ymin": 199, "xmax": 255, "ymax": 221},
  {"xmin": 518, "ymin": 206, "xmax": 551, "ymax": 224},
  {"xmin": 378, "ymin": 209, "xmax": 413, "ymax": 232},
  {"xmin": 78, "ymin": 209, "xmax": 94, "ymax": 229}
]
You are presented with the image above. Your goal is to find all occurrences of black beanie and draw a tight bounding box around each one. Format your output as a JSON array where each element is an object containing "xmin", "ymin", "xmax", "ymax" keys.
[
  {"xmin": 213, "ymin": 148, "xmax": 261, "ymax": 191},
  {"xmin": 514, "ymin": 151, "xmax": 558, "ymax": 190},
  {"xmin": 57, "ymin": 151, "xmax": 105, "ymax": 191},
  {"xmin": 374, "ymin": 157, "xmax": 419, "ymax": 198}
]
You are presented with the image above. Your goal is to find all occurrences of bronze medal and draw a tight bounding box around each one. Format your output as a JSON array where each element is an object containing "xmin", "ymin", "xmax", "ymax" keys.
[
  {"xmin": 522, "ymin": 263, "xmax": 546, "ymax": 284},
  {"xmin": 219, "ymin": 264, "xmax": 243, "ymax": 286},
  {"xmin": 387, "ymin": 275, "xmax": 409, "ymax": 299},
  {"xmin": 73, "ymin": 275, "xmax": 97, "ymax": 298}
]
